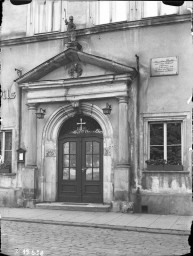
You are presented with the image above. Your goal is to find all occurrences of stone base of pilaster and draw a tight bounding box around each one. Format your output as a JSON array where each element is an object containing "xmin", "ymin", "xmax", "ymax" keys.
[
  {"xmin": 21, "ymin": 166, "xmax": 38, "ymax": 200},
  {"xmin": 114, "ymin": 163, "xmax": 130, "ymax": 201}
]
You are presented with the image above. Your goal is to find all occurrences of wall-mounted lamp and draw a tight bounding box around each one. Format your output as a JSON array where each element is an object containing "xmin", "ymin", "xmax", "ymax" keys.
[
  {"xmin": 17, "ymin": 148, "xmax": 26, "ymax": 163},
  {"xmin": 102, "ymin": 103, "xmax": 112, "ymax": 115},
  {"xmin": 15, "ymin": 68, "xmax": 22, "ymax": 77},
  {"xmin": 36, "ymin": 108, "xmax": 46, "ymax": 119}
]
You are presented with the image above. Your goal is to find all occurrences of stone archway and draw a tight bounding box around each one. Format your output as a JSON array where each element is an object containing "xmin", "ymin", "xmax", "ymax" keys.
[{"xmin": 41, "ymin": 103, "xmax": 114, "ymax": 203}]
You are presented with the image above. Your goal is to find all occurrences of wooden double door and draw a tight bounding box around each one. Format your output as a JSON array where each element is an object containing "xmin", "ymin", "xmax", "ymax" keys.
[{"xmin": 58, "ymin": 134, "xmax": 103, "ymax": 203}]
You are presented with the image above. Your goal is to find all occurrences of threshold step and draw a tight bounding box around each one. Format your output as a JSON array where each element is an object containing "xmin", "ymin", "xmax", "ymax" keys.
[{"xmin": 36, "ymin": 202, "xmax": 111, "ymax": 212}]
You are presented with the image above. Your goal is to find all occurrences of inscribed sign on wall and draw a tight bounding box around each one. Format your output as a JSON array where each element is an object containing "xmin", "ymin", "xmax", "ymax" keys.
[{"xmin": 150, "ymin": 57, "xmax": 178, "ymax": 77}]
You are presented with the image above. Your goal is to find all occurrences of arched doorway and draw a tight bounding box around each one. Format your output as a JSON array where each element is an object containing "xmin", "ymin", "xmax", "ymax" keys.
[{"xmin": 58, "ymin": 114, "xmax": 103, "ymax": 203}]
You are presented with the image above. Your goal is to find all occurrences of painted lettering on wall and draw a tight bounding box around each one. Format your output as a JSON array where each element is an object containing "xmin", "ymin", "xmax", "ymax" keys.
[{"xmin": 1, "ymin": 89, "xmax": 16, "ymax": 99}]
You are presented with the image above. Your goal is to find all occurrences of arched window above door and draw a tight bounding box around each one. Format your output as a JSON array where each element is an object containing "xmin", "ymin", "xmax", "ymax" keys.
[{"xmin": 59, "ymin": 115, "xmax": 103, "ymax": 138}]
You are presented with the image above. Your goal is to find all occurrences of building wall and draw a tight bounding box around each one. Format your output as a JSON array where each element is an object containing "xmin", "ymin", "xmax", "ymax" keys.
[
  {"xmin": 1, "ymin": 1, "xmax": 193, "ymax": 214},
  {"xmin": 1, "ymin": 1, "xmax": 27, "ymax": 39}
]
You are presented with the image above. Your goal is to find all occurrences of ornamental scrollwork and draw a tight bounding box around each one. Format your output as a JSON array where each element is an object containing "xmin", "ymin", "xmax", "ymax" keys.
[
  {"xmin": 46, "ymin": 149, "xmax": 56, "ymax": 157},
  {"xmin": 104, "ymin": 146, "xmax": 112, "ymax": 156},
  {"xmin": 71, "ymin": 129, "xmax": 103, "ymax": 135}
]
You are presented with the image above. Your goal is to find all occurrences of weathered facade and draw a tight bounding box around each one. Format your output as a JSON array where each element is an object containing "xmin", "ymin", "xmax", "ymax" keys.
[{"xmin": 1, "ymin": 0, "xmax": 193, "ymax": 215}]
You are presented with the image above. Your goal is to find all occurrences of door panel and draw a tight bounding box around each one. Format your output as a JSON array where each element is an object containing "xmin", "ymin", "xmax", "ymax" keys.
[
  {"xmin": 58, "ymin": 135, "xmax": 103, "ymax": 203},
  {"xmin": 58, "ymin": 138, "xmax": 81, "ymax": 202},
  {"xmin": 81, "ymin": 137, "xmax": 103, "ymax": 203}
]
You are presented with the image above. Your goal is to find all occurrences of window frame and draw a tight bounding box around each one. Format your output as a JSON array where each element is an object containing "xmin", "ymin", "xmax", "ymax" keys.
[
  {"xmin": 141, "ymin": 113, "xmax": 191, "ymax": 172},
  {"xmin": 27, "ymin": 0, "xmax": 66, "ymax": 36},
  {"xmin": 34, "ymin": 0, "xmax": 62, "ymax": 34},
  {"xmin": 148, "ymin": 121, "xmax": 182, "ymax": 163},
  {"xmin": 0, "ymin": 130, "xmax": 13, "ymax": 173},
  {"xmin": 93, "ymin": 1, "xmax": 129, "ymax": 25}
]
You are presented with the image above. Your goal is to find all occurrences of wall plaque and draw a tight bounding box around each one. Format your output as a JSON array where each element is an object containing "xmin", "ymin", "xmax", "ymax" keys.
[{"xmin": 150, "ymin": 56, "xmax": 178, "ymax": 77}]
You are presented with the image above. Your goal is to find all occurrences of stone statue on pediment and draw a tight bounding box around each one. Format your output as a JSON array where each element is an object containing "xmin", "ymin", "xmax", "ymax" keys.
[
  {"xmin": 64, "ymin": 15, "xmax": 82, "ymax": 51},
  {"xmin": 65, "ymin": 16, "xmax": 76, "ymax": 43}
]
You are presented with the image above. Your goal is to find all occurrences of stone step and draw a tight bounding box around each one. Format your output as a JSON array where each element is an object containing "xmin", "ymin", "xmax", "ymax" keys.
[{"xmin": 35, "ymin": 202, "xmax": 111, "ymax": 212}]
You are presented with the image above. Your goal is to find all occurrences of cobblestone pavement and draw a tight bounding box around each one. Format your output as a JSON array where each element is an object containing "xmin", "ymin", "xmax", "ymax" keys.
[{"xmin": 1, "ymin": 220, "xmax": 190, "ymax": 256}]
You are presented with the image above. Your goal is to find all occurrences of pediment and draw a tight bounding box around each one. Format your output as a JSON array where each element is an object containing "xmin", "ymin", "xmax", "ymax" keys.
[
  {"xmin": 15, "ymin": 48, "xmax": 137, "ymax": 84},
  {"xmin": 38, "ymin": 62, "xmax": 113, "ymax": 81}
]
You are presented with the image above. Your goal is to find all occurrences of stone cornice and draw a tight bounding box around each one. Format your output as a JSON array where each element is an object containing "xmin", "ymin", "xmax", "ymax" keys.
[
  {"xmin": 19, "ymin": 74, "xmax": 133, "ymax": 90},
  {"xmin": 22, "ymin": 74, "xmax": 131, "ymax": 104},
  {"xmin": 0, "ymin": 14, "xmax": 191, "ymax": 47}
]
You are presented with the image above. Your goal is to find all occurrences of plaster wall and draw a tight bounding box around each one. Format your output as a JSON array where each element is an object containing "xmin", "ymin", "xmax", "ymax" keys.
[{"xmin": 1, "ymin": 1, "xmax": 27, "ymax": 40}]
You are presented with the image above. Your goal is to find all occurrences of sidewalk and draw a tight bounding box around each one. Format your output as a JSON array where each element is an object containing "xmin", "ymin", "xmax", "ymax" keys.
[{"xmin": 0, "ymin": 207, "xmax": 192, "ymax": 236}]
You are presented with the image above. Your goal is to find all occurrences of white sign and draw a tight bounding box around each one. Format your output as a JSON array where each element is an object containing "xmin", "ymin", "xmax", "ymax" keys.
[
  {"xmin": 19, "ymin": 153, "xmax": 23, "ymax": 161},
  {"xmin": 150, "ymin": 56, "xmax": 178, "ymax": 77}
]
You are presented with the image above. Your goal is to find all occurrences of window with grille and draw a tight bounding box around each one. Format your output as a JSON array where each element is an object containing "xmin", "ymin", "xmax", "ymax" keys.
[{"xmin": 149, "ymin": 122, "xmax": 182, "ymax": 165}]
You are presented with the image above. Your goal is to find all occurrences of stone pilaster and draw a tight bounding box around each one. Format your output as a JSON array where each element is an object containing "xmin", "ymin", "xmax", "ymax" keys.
[
  {"xmin": 20, "ymin": 103, "xmax": 39, "ymax": 207},
  {"xmin": 26, "ymin": 103, "xmax": 38, "ymax": 166},
  {"xmin": 114, "ymin": 96, "xmax": 130, "ymax": 201},
  {"xmin": 118, "ymin": 96, "xmax": 129, "ymax": 165}
]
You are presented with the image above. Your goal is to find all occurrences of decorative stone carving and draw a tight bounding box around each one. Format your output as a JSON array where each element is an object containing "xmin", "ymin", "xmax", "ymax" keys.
[
  {"xmin": 71, "ymin": 128, "xmax": 103, "ymax": 135},
  {"xmin": 46, "ymin": 149, "xmax": 56, "ymax": 157},
  {"xmin": 104, "ymin": 146, "xmax": 112, "ymax": 156},
  {"xmin": 65, "ymin": 16, "xmax": 76, "ymax": 43},
  {"xmin": 64, "ymin": 16, "xmax": 82, "ymax": 50},
  {"xmin": 68, "ymin": 63, "xmax": 83, "ymax": 78}
]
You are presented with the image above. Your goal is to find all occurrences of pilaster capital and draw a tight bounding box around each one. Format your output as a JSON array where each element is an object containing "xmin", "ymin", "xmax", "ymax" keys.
[
  {"xmin": 117, "ymin": 96, "xmax": 129, "ymax": 104},
  {"xmin": 26, "ymin": 103, "xmax": 38, "ymax": 111}
]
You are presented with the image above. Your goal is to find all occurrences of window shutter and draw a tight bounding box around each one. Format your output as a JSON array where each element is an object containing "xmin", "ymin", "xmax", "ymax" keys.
[
  {"xmin": 53, "ymin": 0, "xmax": 61, "ymax": 31},
  {"xmin": 143, "ymin": 1, "xmax": 159, "ymax": 17},
  {"xmin": 112, "ymin": 1, "xmax": 127, "ymax": 22},
  {"xmin": 39, "ymin": 1, "xmax": 46, "ymax": 33},
  {"xmin": 46, "ymin": 0, "xmax": 53, "ymax": 32},
  {"xmin": 5, "ymin": 132, "xmax": 12, "ymax": 163},
  {"xmin": 99, "ymin": 1, "xmax": 110, "ymax": 24}
]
